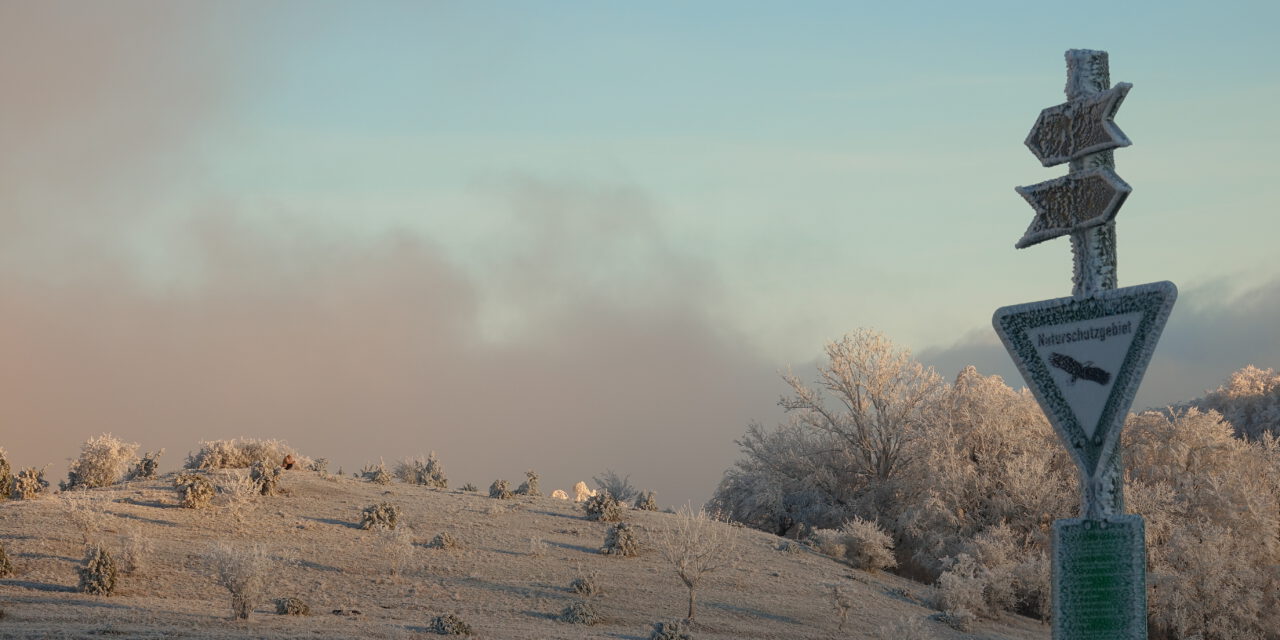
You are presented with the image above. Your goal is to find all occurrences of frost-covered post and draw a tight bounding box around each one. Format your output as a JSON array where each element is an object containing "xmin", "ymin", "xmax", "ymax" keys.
[
  {"xmin": 997, "ymin": 50, "xmax": 1178, "ymax": 640},
  {"xmin": 1066, "ymin": 49, "xmax": 1119, "ymax": 299}
]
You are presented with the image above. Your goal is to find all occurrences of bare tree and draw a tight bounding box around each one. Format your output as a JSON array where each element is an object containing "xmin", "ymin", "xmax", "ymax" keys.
[
  {"xmin": 779, "ymin": 328, "xmax": 943, "ymax": 484},
  {"xmin": 653, "ymin": 506, "xmax": 739, "ymax": 621}
]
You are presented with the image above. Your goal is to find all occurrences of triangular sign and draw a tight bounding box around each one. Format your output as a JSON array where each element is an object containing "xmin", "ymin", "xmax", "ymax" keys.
[{"xmin": 992, "ymin": 281, "xmax": 1176, "ymax": 478}]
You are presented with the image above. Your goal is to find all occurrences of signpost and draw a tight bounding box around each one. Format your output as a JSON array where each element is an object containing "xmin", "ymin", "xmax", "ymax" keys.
[{"xmin": 994, "ymin": 50, "xmax": 1175, "ymax": 640}]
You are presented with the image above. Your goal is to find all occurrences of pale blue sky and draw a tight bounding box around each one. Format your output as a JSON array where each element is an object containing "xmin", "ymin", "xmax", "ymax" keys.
[
  {"xmin": 194, "ymin": 0, "xmax": 1280, "ymax": 362},
  {"xmin": 2, "ymin": 1, "xmax": 1277, "ymax": 504}
]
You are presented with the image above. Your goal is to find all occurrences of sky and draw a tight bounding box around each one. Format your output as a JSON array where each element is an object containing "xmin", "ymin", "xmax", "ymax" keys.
[{"xmin": 2, "ymin": 1, "xmax": 1277, "ymax": 507}]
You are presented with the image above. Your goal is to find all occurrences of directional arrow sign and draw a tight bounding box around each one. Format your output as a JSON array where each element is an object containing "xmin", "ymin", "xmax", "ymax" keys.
[
  {"xmin": 1025, "ymin": 82, "xmax": 1132, "ymax": 167},
  {"xmin": 992, "ymin": 281, "xmax": 1176, "ymax": 479},
  {"xmin": 1014, "ymin": 167, "xmax": 1131, "ymax": 249}
]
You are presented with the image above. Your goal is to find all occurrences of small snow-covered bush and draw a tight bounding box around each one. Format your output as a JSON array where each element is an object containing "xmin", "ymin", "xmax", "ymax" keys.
[
  {"xmin": 63, "ymin": 433, "xmax": 139, "ymax": 490},
  {"xmin": 558, "ymin": 601, "xmax": 601, "ymax": 625},
  {"xmin": 275, "ymin": 597, "xmax": 310, "ymax": 615},
  {"xmin": 13, "ymin": 466, "xmax": 48, "ymax": 500},
  {"xmin": 250, "ymin": 461, "xmax": 283, "ymax": 496},
  {"xmin": 185, "ymin": 438, "xmax": 307, "ymax": 471},
  {"xmin": 431, "ymin": 613, "xmax": 473, "ymax": 635},
  {"xmin": 378, "ymin": 527, "xmax": 415, "ymax": 578},
  {"xmin": 527, "ymin": 536, "xmax": 547, "ymax": 557},
  {"xmin": 359, "ymin": 460, "xmax": 391, "ymax": 485},
  {"xmin": 515, "ymin": 469, "xmax": 540, "ymax": 496},
  {"xmin": 360, "ymin": 502, "xmax": 400, "ymax": 530},
  {"xmin": 0, "ymin": 541, "xmax": 14, "ymax": 577},
  {"xmin": 829, "ymin": 584, "xmax": 851, "ymax": 630},
  {"xmin": 206, "ymin": 542, "xmax": 269, "ymax": 620},
  {"xmin": 570, "ymin": 573, "xmax": 599, "ymax": 596},
  {"xmin": 78, "ymin": 543, "xmax": 118, "ymax": 595},
  {"xmin": 394, "ymin": 452, "xmax": 448, "ymax": 488},
  {"xmin": 117, "ymin": 525, "xmax": 152, "ymax": 575},
  {"xmin": 939, "ymin": 607, "xmax": 975, "ymax": 632},
  {"xmin": 459, "ymin": 482, "xmax": 477, "ymax": 492},
  {"xmin": 635, "ymin": 491, "xmax": 658, "ymax": 511},
  {"xmin": 649, "ymin": 619, "xmax": 694, "ymax": 640},
  {"xmin": 582, "ymin": 491, "xmax": 623, "ymax": 522},
  {"xmin": 126, "ymin": 449, "xmax": 163, "ymax": 481},
  {"xmin": 602, "ymin": 522, "xmax": 639, "ymax": 557},
  {"xmin": 593, "ymin": 469, "xmax": 638, "ymax": 503},
  {"xmin": 488, "ymin": 479, "xmax": 512, "ymax": 500},
  {"xmin": 839, "ymin": 516, "xmax": 897, "ymax": 572},
  {"xmin": 809, "ymin": 518, "xmax": 896, "ymax": 571},
  {"xmin": 0, "ymin": 448, "xmax": 13, "ymax": 499},
  {"xmin": 428, "ymin": 532, "xmax": 458, "ymax": 550},
  {"xmin": 876, "ymin": 615, "xmax": 936, "ymax": 639},
  {"xmin": 174, "ymin": 473, "xmax": 214, "ymax": 509}
]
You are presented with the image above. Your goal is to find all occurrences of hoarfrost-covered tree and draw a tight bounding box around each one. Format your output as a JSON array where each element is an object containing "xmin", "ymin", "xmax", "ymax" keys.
[
  {"xmin": 653, "ymin": 506, "xmax": 739, "ymax": 621},
  {"xmin": 710, "ymin": 329, "xmax": 943, "ymax": 533},
  {"xmin": 1193, "ymin": 365, "xmax": 1280, "ymax": 440},
  {"xmin": 778, "ymin": 329, "xmax": 943, "ymax": 485}
]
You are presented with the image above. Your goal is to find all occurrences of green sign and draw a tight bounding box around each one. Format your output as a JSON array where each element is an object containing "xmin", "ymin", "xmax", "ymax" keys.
[{"xmin": 1053, "ymin": 516, "xmax": 1147, "ymax": 639}]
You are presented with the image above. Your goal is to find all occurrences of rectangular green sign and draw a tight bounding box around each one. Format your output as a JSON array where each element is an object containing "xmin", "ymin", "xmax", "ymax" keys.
[{"xmin": 1053, "ymin": 515, "xmax": 1146, "ymax": 639}]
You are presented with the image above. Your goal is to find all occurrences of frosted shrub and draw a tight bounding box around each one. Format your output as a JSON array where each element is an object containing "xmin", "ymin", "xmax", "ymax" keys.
[
  {"xmin": 430, "ymin": 613, "xmax": 473, "ymax": 635},
  {"xmin": 649, "ymin": 620, "xmax": 694, "ymax": 640},
  {"xmin": 829, "ymin": 584, "xmax": 851, "ymax": 630},
  {"xmin": 307, "ymin": 458, "xmax": 328, "ymax": 473},
  {"xmin": 635, "ymin": 491, "xmax": 658, "ymax": 511},
  {"xmin": 570, "ymin": 573, "xmax": 599, "ymax": 596},
  {"xmin": 78, "ymin": 543, "xmax": 118, "ymax": 595},
  {"xmin": 185, "ymin": 438, "xmax": 307, "ymax": 471},
  {"xmin": 515, "ymin": 469, "xmax": 540, "ymax": 496},
  {"xmin": 428, "ymin": 532, "xmax": 458, "ymax": 550},
  {"xmin": 61, "ymin": 495, "xmax": 108, "ymax": 545},
  {"xmin": 876, "ymin": 615, "xmax": 937, "ymax": 639},
  {"xmin": 936, "ymin": 553, "xmax": 999, "ymax": 620},
  {"xmin": 360, "ymin": 502, "xmax": 400, "ymax": 530},
  {"xmin": 275, "ymin": 597, "xmax": 310, "ymax": 615},
  {"xmin": 527, "ymin": 536, "xmax": 547, "ymax": 557},
  {"xmin": 582, "ymin": 491, "xmax": 623, "ymax": 522},
  {"xmin": 488, "ymin": 479, "xmax": 512, "ymax": 499},
  {"xmin": 359, "ymin": 460, "xmax": 391, "ymax": 485},
  {"xmin": 63, "ymin": 433, "xmax": 140, "ymax": 490},
  {"xmin": 602, "ymin": 522, "xmax": 639, "ymax": 557},
  {"xmin": 558, "ymin": 601, "xmax": 601, "ymax": 625},
  {"xmin": 394, "ymin": 452, "xmax": 448, "ymax": 488},
  {"xmin": 0, "ymin": 448, "xmax": 12, "ymax": 499},
  {"xmin": 939, "ymin": 607, "xmax": 975, "ymax": 632},
  {"xmin": 0, "ymin": 541, "xmax": 14, "ymax": 577},
  {"xmin": 13, "ymin": 466, "xmax": 48, "ymax": 500},
  {"xmin": 117, "ymin": 525, "xmax": 152, "ymax": 575},
  {"xmin": 593, "ymin": 469, "xmax": 638, "ymax": 503},
  {"xmin": 206, "ymin": 542, "xmax": 269, "ymax": 620},
  {"xmin": 837, "ymin": 516, "xmax": 896, "ymax": 572},
  {"xmin": 249, "ymin": 461, "xmax": 282, "ymax": 496},
  {"xmin": 126, "ymin": 449, "xmax": 164, "ymax": 481},
  {"xmin": 808, "ymin": 528, "xmax": 847, "ymax": 560},
  {"xmin": 459, "ymin": 482, "xmax": 477, "ymax": 492},
  {"xmin": 174, "ymin": 473, "xmax": 214, "ymax": 509},
  {"xmin": 378, "ymin": 527, "xmax": 415, "ymax": 578}
]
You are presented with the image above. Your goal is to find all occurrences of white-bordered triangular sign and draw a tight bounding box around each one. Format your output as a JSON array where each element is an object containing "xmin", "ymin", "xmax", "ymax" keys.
[{"xmin": 992, "ymin": 281, "xmax": 1176, "ymax": 478}]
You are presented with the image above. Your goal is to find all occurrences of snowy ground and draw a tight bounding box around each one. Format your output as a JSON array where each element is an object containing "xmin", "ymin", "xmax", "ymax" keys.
[{"xmin": 0, "ymin": 470, "xmax": 1049, "ymax": 639}]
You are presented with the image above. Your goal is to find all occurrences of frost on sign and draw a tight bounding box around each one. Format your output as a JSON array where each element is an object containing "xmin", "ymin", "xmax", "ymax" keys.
[
  {"xmin": 1053, "ymin": 516, "xmax": 1146, "ymax": 640},
  {"xmin": 1015, "ymin": 167, "xmax": 1131, "ymax": 249},
  {"xmin": 991, "ymin": 281, "xmax": 1176, "ymax": 478},
  {"xmin": 1025, "ymin": 83, "xmax": 1133, "ymax": 167}
]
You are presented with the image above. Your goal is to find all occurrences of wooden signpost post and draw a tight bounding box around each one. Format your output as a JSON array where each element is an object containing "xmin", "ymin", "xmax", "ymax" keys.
[{"xmin": 993, "ymin": 50, "xmax": 1176, "ymax": 640}]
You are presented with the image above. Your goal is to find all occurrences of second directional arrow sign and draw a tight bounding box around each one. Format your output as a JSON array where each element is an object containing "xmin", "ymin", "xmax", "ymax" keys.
[{"xmin": 1015, "ymin": 167, "xmax": 1131, "ymax": 249}]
